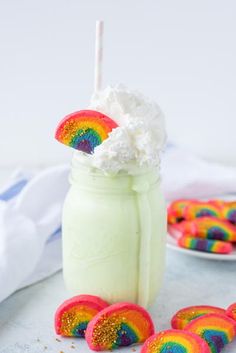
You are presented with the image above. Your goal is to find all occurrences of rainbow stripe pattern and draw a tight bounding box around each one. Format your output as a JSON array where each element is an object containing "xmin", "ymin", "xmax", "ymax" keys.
[
  {"xmin": 85, "ymin": 302, "xmax": 154, "ymax": 351},
  {"xmin": 226, "ymin": 303, "xmax": 236, "ymax": 321},
  {"xmin": 171, "ymin": 306, "xmax": 226, "ymax": 330},
  {"xmin": 54, "ymin": 294, "xmax": 109, "ymax": 337},
  {"xmin": 55, "ymin": 110, "xmax": 118, "ymax": 154},
  {"xmin": 185, "ymin": 202, "xmax": 222, "ymax": 221},
  {"xmin": 222, "ymin": 202, "xmax": 236, "ymax": 224},
  {"xmin": 168, "ymin": 199, "xmax": 236, "ymax": 225},
  {"xmin": 178, "ymin": 236, "xmax": 233, "ymax": 254},
  {"xmin": 176, "ymin": 217, "xmax": 236, "ymax": 242},
  {"xmin": 140, "ymin": 329, "xmax": 211, "ymax": 353},
  {"xmin": 185, "ymin": 313, "xmax": 236, "ymax": 353}
]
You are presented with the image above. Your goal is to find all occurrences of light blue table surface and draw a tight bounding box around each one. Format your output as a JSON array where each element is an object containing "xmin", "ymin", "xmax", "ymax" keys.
[{"xmin": 0, "ymin": 249, "xmax": 236, "ymax": 353}]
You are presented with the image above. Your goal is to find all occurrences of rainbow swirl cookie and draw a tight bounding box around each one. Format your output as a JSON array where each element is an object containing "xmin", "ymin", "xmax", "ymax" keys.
[
  {"xmin": 178, "ymin": 236, "xmax": 233, "ymax": 254},
  {"xmin": 168, "ymin": 200, "xmax": 194, "ymax": 224},
  {"xmin": 55, "ymin": 110, "xmax": 118, "ymax": 154},
  {"xmin": 222, "ymin": 202, "xmax": 236, "ymax": 225},
  {"xmin": 85, "ymin": 302, "xmax": 154, "ymax": 351},
  {"xmin": 168, "ymin": 210, "xmax": 178, "ymax": 225},
  {"xmin": 54, "ymin": 294, "xmax": 109, "ymax": 337},
  {"xmin": 175, "ymin": 217, "xmax": 236, "ymax": 242},
  {"xmin": 184, "ymin": 202, "xmax": 222, "ymax": 221},
  {"xmin": 226, "ymin": 303, "xmax": 236, "ymax": 321},
  {"xmin": 185, "ymin": 313, "xmax": 236, "ymax": 353},
  {"xmin": 140, "ymin": 329, "xmax": 210, "ymax": 353},
  {"xmin": 171, "ymin": 306, "xmax": 226, "ymax": 330}
]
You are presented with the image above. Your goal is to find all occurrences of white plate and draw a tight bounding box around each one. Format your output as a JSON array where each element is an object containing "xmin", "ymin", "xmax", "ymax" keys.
[{"xmin": 167, "ymin": 233, "xmax": 236, "ymax": 261}]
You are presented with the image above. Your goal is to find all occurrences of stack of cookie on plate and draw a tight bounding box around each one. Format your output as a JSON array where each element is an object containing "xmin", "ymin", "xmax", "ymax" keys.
[{"xmin": 168, "ymin": 200, "xmax": 236, "ymax": 254}]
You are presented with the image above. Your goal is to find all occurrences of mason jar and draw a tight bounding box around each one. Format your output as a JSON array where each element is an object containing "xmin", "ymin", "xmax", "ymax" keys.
[{"xmin": 62, "ymin": 154, "xmax": 166, "ymax": 308}]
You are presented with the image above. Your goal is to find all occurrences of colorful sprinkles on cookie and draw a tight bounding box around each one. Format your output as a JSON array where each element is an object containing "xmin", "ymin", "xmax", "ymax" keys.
[
  {"xmin": 140, "ymin": 329, "xmax": 211, "ymax": 353},
  {"xmin": 55, "ymin": 110, "xmax": 118, "ymax": 154},
  {"xmin": 226, "ymin": 303, "xmax": 236, "ymax": 321},
  {"xmin": 185, "ymin": 313, "xmax": 236, "ymax": 353},
  {"xmin": 85, "ymin": 302, "xmax": 154, "ymax": 351},
  {"xmin": 178, "ymin": 236, "xmax": 233, "ymax": 254},
  {"xmin": 54, "ymin": 294, "xmax": 109, "ymax": 338},
  {"xmin": 171, "ymin": 306, "xmax": 226, "ymax": 330}
]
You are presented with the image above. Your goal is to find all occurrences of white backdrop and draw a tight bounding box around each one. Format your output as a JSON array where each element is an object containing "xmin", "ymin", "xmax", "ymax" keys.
[{"xmin": 0, "ymin": 0, "xmax": 235, "ymax": 167}]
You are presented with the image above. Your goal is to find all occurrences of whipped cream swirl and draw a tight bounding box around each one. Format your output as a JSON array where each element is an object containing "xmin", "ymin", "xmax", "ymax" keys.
[{"xmin": 74, "ymin": 85, "xmax": 166, "ymax": 174}]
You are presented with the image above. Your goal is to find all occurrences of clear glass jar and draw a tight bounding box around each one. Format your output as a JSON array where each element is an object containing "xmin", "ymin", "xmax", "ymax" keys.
[{"xmin": 62, "ymin": 157, "xmax": 166, "ymax": 308}]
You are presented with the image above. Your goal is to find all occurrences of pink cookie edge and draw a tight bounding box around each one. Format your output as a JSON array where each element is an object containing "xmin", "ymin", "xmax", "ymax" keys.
[
  {"xmin": 54, "ymin": 294, "xmax": 109, "ymax": 336},
  {"xmin": 171, "ymin": 305, "xmax": 226, "ymax": 329},
  {"xmin": 226, "ymin": 303, "xmax": 236, "ymax": 321}
]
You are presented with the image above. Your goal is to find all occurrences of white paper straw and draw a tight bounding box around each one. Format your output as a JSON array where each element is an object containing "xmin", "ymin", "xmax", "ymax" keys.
[{"xmin": 94, "ymin": 20, "xmax": 104, "ymax": 92}]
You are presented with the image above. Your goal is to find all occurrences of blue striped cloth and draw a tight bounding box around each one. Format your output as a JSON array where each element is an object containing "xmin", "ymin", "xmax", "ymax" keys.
[{"xmin": 0, "ymin": 174, "xmax": 62, "ymax": 243}]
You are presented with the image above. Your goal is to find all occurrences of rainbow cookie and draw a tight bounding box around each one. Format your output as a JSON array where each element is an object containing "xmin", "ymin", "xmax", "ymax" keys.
[
  {"xmin": 222, "ymin": 202, "xmax": 236, "ymax": 224},
  {"xmin": 185, "ymin": 313, "xmax": 236, "ymax": 353},
  {"xmin": 171, "ymin": 306, "xmax": 226, "ymax": 330},
  {"xmin": 140, "ymin": 329, "xmax": 211, "ymax": 353},
  {"xmin": 184, "ymin": 202, "xmax": 223, "ymax": 221},
  {"xmin": 168, "ymin": 210, "xmax": 178, "ymax": 225},
  {"xmin": 85, "ymin": 302, "xmax": 154, "ymax": 351},
  {"xmin": 168, "ymin": 199, "xmax": 194, "ymax": 224},
  {"xmin": 175, "ymin": 217, "xmax": 236, "ymax": 242},
  {"xmin": 54, "ymin": 294, "xmax": 109, "ymax": 337},
  {"xmin": 178, "ymin": 236, "xmax": 233, "ymax": 254},
  {"xmin": 55, "ymin": 110, "xmax": 118, "ymax": 154},
  {"xmin": 226, "ymin": 303, "xmax": 236, "ymax": 321}
]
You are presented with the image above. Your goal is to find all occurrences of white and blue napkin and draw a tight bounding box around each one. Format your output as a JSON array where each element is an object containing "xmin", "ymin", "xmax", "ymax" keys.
[{"xmin": 0, "ymin": 165, "xmax": 70, "ymax": 303}]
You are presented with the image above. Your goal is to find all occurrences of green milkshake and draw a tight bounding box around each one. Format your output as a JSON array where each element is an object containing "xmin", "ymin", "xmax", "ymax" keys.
[{"xmin": 61, "ymin": 85, "xmax": 167, "ymax": 308}]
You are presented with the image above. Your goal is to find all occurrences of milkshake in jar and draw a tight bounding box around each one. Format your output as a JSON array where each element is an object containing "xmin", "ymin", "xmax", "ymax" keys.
[{"xmin": 55, "ymin": 85, "xmax": 167, "ymax": 308}]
